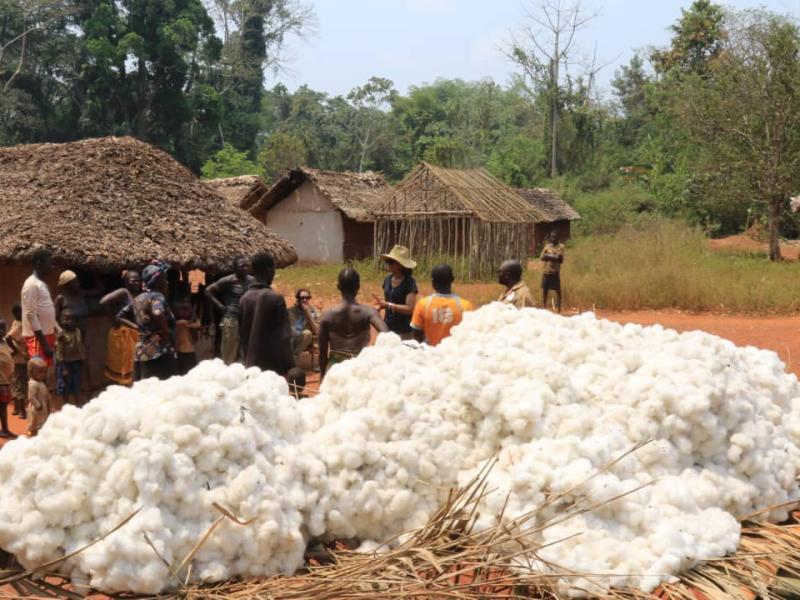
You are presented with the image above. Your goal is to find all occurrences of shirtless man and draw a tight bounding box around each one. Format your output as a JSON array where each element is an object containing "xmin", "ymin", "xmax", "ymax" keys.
[{"xmin": 319, "ymin": 268, "xmax": 388, "ymax": 380}]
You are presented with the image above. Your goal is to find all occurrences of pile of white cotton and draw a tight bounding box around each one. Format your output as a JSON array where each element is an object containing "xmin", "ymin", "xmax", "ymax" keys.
[{"xmin": 1, "ymin": 303, "xmax": 799, "ymax": 595}]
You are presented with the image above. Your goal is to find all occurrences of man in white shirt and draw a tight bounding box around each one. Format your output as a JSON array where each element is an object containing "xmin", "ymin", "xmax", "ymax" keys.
[{"xmin": 21, "ymin": 248, "xmax": 56, "ymax": 366}]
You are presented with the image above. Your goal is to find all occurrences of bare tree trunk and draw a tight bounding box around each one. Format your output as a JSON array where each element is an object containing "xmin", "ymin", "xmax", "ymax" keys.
[
  {"xmin": 768, "ymin": 197, "xmax": 782, "ymax": 261},
  {"xmin": 550, "ymin": 31, "xmax": 559, "ymax": 178}
]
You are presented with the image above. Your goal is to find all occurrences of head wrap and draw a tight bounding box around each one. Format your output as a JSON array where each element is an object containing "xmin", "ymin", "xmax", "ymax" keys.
[{"xmin": 142, "ymin": 261, "xmax": 169, "ymax": 292}]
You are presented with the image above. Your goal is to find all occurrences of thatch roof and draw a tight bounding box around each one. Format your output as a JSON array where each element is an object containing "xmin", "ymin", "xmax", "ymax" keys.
[
  {"xmin": 515, "ymin": 187, "xmax": 581, "ymax": 222},
  {"xmin": 0, "ymin": 137, "xmax": 297, "ymax": 272},
  {"xmin": 204, "ymin": 175, "xmax": 268, "ymax": 210},
  {"xmin": 250, "ymin": 167, "xmax": 391, "ymax": 222},
  {"xmin": 374, "ymin": 162, "xmax": 540, "ymax": 223}
]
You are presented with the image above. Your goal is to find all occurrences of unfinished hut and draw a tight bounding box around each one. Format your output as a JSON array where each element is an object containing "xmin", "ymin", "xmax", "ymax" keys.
[
  {"xmin": 373, "ymin": 163, "xmax": 540, "ymax": 278},
  {"xmin": 205, "ymin": 175, "xmax": 268, "ymax": 209},
  {"xmin": 0, "ymin": 136, "xmax": 297, "ymax": 386},
  {"xmin": 515, "ymin": 187, "xmax": 581, "ymax": 251},
  {"xmin": 246, "ymin": 167, "xmax": 391, "ymax": 262}
]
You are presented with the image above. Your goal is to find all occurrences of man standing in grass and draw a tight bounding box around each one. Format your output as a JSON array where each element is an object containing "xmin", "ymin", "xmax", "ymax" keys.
[
  {"xmin": 411, "ymin": 264, "xmax": 473, "ymax": 345},
  {"xmin": 541, "ymin": 231, "xmax": 565, "ymax": 313},
  {"xmin": 498, "ymin": 260, "xmax": 534, "ymax": 309}
]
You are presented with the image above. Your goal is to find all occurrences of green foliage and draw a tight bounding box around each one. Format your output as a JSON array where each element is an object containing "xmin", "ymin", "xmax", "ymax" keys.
[
  {"xmin": 200, "ymin": 143, "xmax": 258, "ymax": 179},
  {"xmin": 258, "ymin": 132, "xmax": 307, "ymax": 181},
  {"xmin": 552, "ymin": 180, "xmax": 657, "ymax": 237}
]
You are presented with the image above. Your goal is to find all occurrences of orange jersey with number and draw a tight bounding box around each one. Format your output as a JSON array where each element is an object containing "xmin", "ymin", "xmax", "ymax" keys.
[{"xmin": 410, "ymin": 294, "xmax": 474, "ymax": 346}]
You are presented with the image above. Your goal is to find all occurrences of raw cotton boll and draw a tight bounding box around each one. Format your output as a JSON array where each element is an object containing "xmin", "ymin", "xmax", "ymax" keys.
[{"xmin": 4, "ymin": 305, "xmax": 800, "ymax": 596}]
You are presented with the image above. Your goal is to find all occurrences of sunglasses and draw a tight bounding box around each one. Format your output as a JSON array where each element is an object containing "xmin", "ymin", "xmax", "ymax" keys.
[{"xmin": 299, "ymin": 295, "xmax": 312, "ymax": 300}]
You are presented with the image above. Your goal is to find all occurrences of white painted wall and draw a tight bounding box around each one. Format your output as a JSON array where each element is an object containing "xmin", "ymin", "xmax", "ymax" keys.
[{"xmin": 266, "ymin": 181, "xmax": 344, "ymax": 263}]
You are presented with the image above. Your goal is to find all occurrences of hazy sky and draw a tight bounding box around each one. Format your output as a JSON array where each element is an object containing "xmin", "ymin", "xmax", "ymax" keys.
[{"xmin": 274, "ymin": 0, "xmax": 799, "ymax": 98}]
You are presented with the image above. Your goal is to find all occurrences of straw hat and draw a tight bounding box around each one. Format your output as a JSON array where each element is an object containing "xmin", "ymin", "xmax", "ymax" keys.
[
  {"xmin": 380, "ymin": 245, "xmax": 417, "ymax": 269},
  {"xmin": 58, "ymin": 270, "xmax": 78, "ymax": 287}
]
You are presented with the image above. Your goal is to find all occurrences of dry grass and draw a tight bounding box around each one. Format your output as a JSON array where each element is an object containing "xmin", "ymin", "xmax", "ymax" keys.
[
  {"xmin": 565, "ymin": 221, "xmax": 800, "ymax": 314},
  {"xmin": 276, "ymin": 221, "xmax": 800, "ymax": 315}
]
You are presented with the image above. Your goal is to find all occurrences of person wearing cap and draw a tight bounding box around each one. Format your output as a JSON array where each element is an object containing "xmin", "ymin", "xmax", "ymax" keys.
[
  {"xmin": 54, "ymin": 269, "xmax": 90, "ymax": 337},
  {"xmin": 21, "ymin": 248, "xmax": 57, "ymax": 367},
  {"xmin": 118, "ymin": 261, "xmax": 177, "ymax": 381},
  {"xmin": 374, "ymin": 245, "xmax": 419, "ymax": 340}
]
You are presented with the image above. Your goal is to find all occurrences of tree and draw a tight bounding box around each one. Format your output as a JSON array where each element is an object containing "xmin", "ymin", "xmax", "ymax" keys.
[
  {"xmin": 611, "ymin": 54, "xmax": 650, "ymax": 146},
  {"xmin": 677, "ymin": 10, "xmax": 800, "ymax": 260},
  {"xmin": 204, "ymin": 0, "xmax": 311, "ymax": 153},
  {"xmin": 258, "ymin": 131, "xmax": 306, "ymax": 181},
  {"xmin": 651, "ymin": 0, "xmax": 725, "ymax": 77},
  {"xmin": 507, "ymin": 0, "xmax": 595, "ymax": 177},
  {"xmin": 345, "ymin": 76, "xmax": 396, "ymax": 172},
  {"xmin": 201, "ymin": 142, "xmax": 258, "ymax": 178}
]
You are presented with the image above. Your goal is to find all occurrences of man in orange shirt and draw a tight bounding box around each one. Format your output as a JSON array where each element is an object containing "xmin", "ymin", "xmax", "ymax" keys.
[{"xmin": 411, "ymin": 264, "xmax": 474, "ymax": 346}]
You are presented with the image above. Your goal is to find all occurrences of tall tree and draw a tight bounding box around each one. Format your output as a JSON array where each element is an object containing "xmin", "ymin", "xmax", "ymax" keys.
[
  {"xmin": 651, "ymin": 0, "xmax": 725, "ymax": 77},
  {"xmin": 345, "ymin": 76, "xmax": 396, "ymax": 172},
  {"xmin": 677, "ymin": 10, "xmax": 800, "ymax": 260},
  {"xmin": 204, "ymin": 0, "xmax": 310, "ymax": 153},
  {"xmin": 507, "ymin": 0, "xmax": 595, "ymax": 177}
]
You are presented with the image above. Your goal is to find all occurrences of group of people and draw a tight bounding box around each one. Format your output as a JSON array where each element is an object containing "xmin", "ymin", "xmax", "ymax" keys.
[
  {"xmin": 0, "ymin": 232, "xmax": 566, "ymax": 436},
  {"xmin": 0, "ymin": 250, "xmax": 90, "ymax": 438}
]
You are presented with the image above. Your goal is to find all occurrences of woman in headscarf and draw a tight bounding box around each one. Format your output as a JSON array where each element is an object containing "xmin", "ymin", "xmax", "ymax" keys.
[
  {"xmin": 374, "ymin": 245, "xmax": 418, "ymax": 340},
  {"xmin": 100, "ymin": 270, "xmax": 141, "ymax": 386},
  {"xmin": 118, "ymin": 262, "xmax": 176, "ymax": 381}
]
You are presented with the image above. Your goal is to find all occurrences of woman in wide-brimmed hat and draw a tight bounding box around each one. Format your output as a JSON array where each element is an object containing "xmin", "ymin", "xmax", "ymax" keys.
[{"xmin": 375, "ymin": 245, "xmax": 418, "ymax": 339}]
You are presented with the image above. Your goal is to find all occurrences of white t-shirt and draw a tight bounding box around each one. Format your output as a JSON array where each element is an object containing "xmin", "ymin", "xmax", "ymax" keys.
[{"xmin": 21, "ymin": 274, "xmax": 56, "ymax": 337}]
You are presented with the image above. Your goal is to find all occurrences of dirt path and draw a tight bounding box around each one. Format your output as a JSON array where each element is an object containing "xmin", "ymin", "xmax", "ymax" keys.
[{"xmin": 598, "ymin": 309, "xmax": 800, "ymax": 375}]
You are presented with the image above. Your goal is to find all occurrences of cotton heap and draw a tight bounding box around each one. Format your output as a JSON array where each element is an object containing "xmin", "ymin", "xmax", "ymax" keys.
[{"xmin": 1, "ymin": 304, "xmax": 799, "ymax": 596}]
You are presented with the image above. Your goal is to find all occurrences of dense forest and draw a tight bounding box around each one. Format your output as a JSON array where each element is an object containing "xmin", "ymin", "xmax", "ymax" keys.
[{"xmin": 1, "ymin": 1, "xmax": 799, "ymax": 256}]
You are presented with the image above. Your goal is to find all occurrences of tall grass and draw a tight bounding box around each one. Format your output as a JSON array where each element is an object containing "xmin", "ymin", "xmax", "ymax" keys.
[{"xmin": 566, "ymin": 221, "xmax": 800, "ymax": 313}]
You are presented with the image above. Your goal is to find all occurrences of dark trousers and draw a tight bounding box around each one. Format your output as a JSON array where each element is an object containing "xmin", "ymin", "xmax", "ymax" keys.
[
  {"xmin": 176, "ymin": 352, "xmax": 197, "ymax": 375},
  {"xmin": 135, "ymin": 353, "xmax": 177, "ymax": 381}
]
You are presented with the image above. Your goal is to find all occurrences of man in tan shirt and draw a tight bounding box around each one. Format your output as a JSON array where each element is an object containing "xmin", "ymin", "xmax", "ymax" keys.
[
  {"xmin": 498, "ymin": 260, "xmax": 535, "ymax": 308},
  {"xmin": 540, "ymin": 231, "xmax": 565, "ymax": 313}
]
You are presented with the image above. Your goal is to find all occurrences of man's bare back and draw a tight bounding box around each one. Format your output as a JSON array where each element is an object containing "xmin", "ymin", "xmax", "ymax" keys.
[{"xmin": 321, "ymin": 301, "xmax": 385, "ymax": 355}]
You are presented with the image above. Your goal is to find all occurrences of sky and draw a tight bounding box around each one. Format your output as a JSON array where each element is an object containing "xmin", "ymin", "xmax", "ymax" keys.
[{"xmin": 274, "ymin": 0, "xmax": 799, "ymax": 99}]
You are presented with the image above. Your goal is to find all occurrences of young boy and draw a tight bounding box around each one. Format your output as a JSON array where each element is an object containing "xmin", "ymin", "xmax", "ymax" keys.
[
  {"xmin": 5, "ymin": 304, "xmax": 28, "ymax": 419},
  {"xmin": 55, "ymin": 308, "xmax": 86, "ymax": 407},
  {"xmin": 286, "ymin": 367, "xmax": 307, "ymax": 400},
  {"xmin": 27, "ymin": 357, "xmax": 51, "ymax": 437},
  {"xmin": 174, "ymin": 297, "xmax": 201, "ymax": 375},
  {"xmin": 0, "ymin": 319, "xmax": 17, "ymax": 438}
]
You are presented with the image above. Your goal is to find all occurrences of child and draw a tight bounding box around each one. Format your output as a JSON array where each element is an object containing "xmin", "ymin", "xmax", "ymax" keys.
[
  {"xmin": 174, "ymin": 297, "xmax": 200, "ymax": 376},
  {"xmin": 5, "ymin": 304, "xmax": 28, "ymax": 419},
  {"xmin": 27, "ymin": 357, "xmax": 51, "ymax": 437},
  {"xmin": 0, "ymin": 319, "xmax": 17, "ymax": 438},
  {"xmin": 286, "ymin": 367, "xmax": 307, "ymax": 400},
  {"xmin": 55, "ymin": 308, "xmax": 86, "ymax": 407}
]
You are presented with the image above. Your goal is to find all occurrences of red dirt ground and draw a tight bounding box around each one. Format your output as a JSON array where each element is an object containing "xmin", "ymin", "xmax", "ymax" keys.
[{"xmin": 708, "ymin": 232, "xmax": 800, "ymax": 260}]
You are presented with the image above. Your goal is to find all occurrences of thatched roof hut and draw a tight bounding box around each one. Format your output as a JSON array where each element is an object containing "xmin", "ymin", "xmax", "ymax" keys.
[
  {"xmin": 515, "ymin": 187, "xmax": 581, "ymax": 251},
  {"xmin": 246, "ymin": 167, "xmax": 392, "ymax": 262},
  {"xmin": 0, "ymin": 137, "xmax": 297, "ymax": 271},
  {"xmin": 373, "ymin": 163, "xmax": 539, "ymax": 278},
  {"xmin": 205, "ymin": 175, "xmax": 268, "ymax": 211}
]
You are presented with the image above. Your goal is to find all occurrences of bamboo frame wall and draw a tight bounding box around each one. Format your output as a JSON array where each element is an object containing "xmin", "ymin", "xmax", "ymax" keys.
[{"xmin": 374, "ymin": 216, "xmax": 529, "ymax": 280}]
